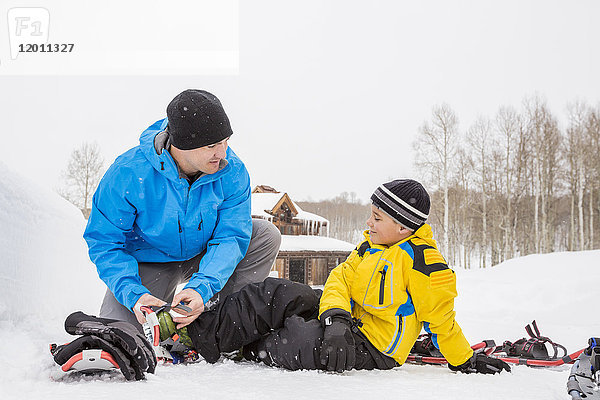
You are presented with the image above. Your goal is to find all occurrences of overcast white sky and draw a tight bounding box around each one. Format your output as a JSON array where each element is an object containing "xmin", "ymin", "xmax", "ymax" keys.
[{"xmin": 1, "ymin": 0, "xmax": 599, "ymax": 202}]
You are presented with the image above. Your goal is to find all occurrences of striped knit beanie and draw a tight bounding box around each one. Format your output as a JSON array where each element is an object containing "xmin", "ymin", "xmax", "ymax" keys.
[{"xmin": 370, "ymin": 179, "xmax": 430, "ymax": 231}]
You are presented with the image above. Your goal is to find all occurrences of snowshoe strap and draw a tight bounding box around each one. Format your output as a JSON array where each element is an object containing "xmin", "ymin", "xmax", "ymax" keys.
[
  {"xmin": 140, "ymin": 306, "xmax": 162, "ymax": 347},
  {"xmin": 526, "ymin": 320, "xmax": 567, "ymax": 359},
  {"xmin": 525, "ymin": 320, "xmax": 541, "ymax": 339},
  {"xmin": 60, "ymin": 349, "xmax": 119, "ymax": 372},
  {"xmin": 550, "ymin": 341, "xmax": 568, "ymax": 360}
]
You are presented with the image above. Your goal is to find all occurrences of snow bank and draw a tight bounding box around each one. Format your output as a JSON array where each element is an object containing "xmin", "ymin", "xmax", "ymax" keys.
[
  {"xmin": 454, "ymin": 250, "xmax": 600, "ymax": 353},
  {"xmin": 0, "ymin": 161, "xmax": 104, "ymax": 322}
]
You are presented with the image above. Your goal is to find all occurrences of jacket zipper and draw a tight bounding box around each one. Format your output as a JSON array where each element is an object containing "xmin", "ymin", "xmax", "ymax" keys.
[
  {"xmin": 177, "ymin": 218, "xmax": 184, "ymax": 257},
  {"xmin": 362, "ymin": 251, "xmax": 384, "ymax": 308},
  {"xmin": 184, "ymin": 184, "xmax": 191, "ymax": 211},
  {"xmin": 379, "ymin": 265, "xmax": 388, "ymax": 305}
]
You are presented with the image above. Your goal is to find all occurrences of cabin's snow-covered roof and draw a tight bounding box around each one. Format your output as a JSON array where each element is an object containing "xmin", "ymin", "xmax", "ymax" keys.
[
  {"xmin": 251, "ymin": 192, "xmax": 329, "ymax": 224},
  {"xmin": 279, "ymin": 235, "xmax": 355, "ymax": 252},
  {"xmin": 251, "ymin": 193, "xmax": 283, "ymax": 219},
  {"xmin": 294, "ymin": 209, "xmax": 328, "ymax": 223}
]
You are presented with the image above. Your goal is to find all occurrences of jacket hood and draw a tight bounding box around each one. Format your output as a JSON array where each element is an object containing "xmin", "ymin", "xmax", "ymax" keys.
[{"xmin": 139, "ymin": 118, "xmax": 178, "ymax": 181}]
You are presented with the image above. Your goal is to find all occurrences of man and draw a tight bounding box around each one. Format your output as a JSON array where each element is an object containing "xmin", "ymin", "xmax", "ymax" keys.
[{"xmin": 84, "ymin": 89, "xmax": 281, "ymax": 330}]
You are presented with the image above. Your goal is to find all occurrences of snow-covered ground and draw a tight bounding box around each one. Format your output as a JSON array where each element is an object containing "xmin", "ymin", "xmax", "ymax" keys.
[{"xmin": 1, "ymin": 164, "xmax": 598, "ymax": 400}]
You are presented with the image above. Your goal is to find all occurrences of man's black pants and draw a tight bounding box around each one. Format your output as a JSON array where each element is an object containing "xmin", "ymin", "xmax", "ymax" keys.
[{"xmin": 186, "ymin": 278, "xmax": 398, "ymax": 371}]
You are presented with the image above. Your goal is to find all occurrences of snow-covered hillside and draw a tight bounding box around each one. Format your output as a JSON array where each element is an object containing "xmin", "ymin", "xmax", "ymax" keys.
[
  {"xmin": 0, "ymin": 161, "xmax": 105, "ymax": 322},
  {"xmin": 0, "ymin": 164, "xmax": 598, "ymax": 400}
]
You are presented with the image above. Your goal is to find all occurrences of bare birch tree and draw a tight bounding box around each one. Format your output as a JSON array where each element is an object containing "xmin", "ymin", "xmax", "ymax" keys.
[
  {"xmin": 467, "ymin": 117, "xmax": 492, "ymax": 267},
  {"xmin": 586, "ymin": 106, "xmax": 600, "ymax": 248},
  {"xmin": 413, "ymin": 104, "xmax": 459, "ymax": 256},
  {"xmin": 494, "ymin": 106, "xmax": 520, "ymax": 259},
  {"xmin": 566, "ymin": 101, "xmax": 590, "ymax": 250},
  {"xmin": 58, "ymin": 142, "xmax": 105, "ymax": 218},
  {"xmin": 453, "ymin": 146, "xmax": 474, "ymax": 268}
]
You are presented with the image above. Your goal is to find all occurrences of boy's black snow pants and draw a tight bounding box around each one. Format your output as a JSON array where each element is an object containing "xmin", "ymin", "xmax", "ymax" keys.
[{"xmin": 186, "ymin": 277, "xmax": 398, "ymax": 371}]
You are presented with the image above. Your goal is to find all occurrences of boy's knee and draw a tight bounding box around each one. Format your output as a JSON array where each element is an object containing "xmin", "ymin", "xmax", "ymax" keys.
[
  {"xmin": 283, "ymin": 315, "xmax": 323, "ymax": 340},
  {"xmin": 257, "ymin": 315, "xmax": 324, "ymax": 370},
  {"xmin": 264, "ymin": 278, "xmax": 320, "ymax": 319}
]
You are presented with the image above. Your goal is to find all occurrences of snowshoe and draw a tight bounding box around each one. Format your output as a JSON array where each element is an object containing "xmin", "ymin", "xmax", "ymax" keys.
[
  {"xmin": 407, "ymin": 334, "xmax": 496, "ymax": 365},
  {"xmin": 493, "ymin": 320, "xmax": 568, "ymax": 361},
  {"xmin": 568, "ymin": 338, "xmax": 600, "ymax": 400},
  {"xmin": 49, "ymin": 312, "xmax": 157, "ymax": 381},
  {"xmin": 49, "ymin": 344, "xmax": 120, "ymax": 375},
  {"xmin": 407, "ymin": 321, "xmax": 586, "ymax": 369},
  {"xmin": 410, "ymin": 333, "xmax": 444, "ymax": 358},
  {"xmin": 141, "ymin": 304, "xmax": 200, "ymax": 364}
]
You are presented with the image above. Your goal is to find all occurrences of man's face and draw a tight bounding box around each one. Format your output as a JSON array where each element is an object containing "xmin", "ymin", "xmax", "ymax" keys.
[
  {"xmin": 176, "ymin": 137, "xmax": 229, "ymax": 175},
  {"xmin": 366, "ymin": 205, "xmax": 410, "ymax": 246}
]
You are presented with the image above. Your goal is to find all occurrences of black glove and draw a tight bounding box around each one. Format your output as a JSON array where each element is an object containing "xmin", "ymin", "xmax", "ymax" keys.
[
  {"xmin": 449, "ymin": 353, "xmax": 511, "ymax": 374},
  {"xmin": 319, "ymin": 312, "xmax": 356, "ymax": 372},
  {"xmin": 51, "ymin": 311, "xmax": 156, "ymax": 380}
]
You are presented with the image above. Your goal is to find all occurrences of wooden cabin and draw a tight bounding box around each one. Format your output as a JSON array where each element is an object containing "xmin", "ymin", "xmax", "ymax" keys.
[
  {"xmin": 251, "ymin": 186, "xmax": 354, "ymax": 286},
  {"xmin": 251, "ymin": 190, "xmax": 329, "ymax": 236},
  {"xmin": 273, "ymin": 236, "xmax": 355, "ymax": 286}
]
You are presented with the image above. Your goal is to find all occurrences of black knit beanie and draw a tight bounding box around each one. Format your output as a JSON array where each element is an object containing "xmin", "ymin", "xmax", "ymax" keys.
[
  {"xmin": 166, "ymin": 89, "xmax": 233, "ymax": 150},
  {"xmin": 370, "ymin": 179, "xmax": 430, "ymax": 231}
]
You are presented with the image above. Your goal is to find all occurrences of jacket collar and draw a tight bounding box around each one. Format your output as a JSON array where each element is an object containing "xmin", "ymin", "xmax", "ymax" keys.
[{"xmin": 361, "ymin": 223, "xmax": 437, "ymax": 250}]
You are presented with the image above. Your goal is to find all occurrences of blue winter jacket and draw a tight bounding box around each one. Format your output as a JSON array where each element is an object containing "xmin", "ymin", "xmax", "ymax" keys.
[{"xmin": 83, "ymin": 118, "xmax": 252, "ymax": 310}]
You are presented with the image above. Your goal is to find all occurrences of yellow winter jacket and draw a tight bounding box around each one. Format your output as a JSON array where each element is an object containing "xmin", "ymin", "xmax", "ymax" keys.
[{"xmin": 319, "ymin": 224, "xmax": 473, "ymax": 367}]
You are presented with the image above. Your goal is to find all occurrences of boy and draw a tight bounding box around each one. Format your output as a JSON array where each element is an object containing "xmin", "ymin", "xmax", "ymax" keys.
[{"xmin": 157, "ymin": 179, "xmax": 510, "ymax": 374}]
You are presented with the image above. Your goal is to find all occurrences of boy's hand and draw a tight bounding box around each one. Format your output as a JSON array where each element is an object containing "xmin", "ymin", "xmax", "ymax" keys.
[
  {"xmin": 449, "ymin": 353, "xmax": 511, "ymax": 374},
  {"xmin": 319, "ymin": 315, "xmax": 356, "ymax": 372}
]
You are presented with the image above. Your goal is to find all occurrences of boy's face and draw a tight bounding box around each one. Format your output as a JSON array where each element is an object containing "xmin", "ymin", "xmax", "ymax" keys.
[{"xmin": 366, "ymin": 205, "xmax": 412, "ymax": 246}]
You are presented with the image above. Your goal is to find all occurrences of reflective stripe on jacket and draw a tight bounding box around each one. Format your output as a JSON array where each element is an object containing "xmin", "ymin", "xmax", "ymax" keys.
[
  {"xmin": 83, "ymin": 118, "xmax": 252, "ymax": 310},
  {"xmin": 319, "ymin": 224, "xmax": 473, "ymax": 367}
]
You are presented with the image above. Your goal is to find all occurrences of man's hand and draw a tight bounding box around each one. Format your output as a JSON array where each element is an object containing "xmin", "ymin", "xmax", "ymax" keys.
[
  {"xmin": 133, "ymin": 293, "xmax": 166, "ymax": 325},
  {"xmin": 171, "ymin": 288, "xmax": 205, "ymax": 329}
]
